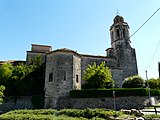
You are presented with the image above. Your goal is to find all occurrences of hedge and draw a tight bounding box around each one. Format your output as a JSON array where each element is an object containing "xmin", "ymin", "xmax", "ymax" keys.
[
  {"xmin": 69, "ymin": 88, "xmax": 160, "ymax": 98},
  {"xmin": 0, "ymin": 109, "xmax": 122, "ymax": 120}
]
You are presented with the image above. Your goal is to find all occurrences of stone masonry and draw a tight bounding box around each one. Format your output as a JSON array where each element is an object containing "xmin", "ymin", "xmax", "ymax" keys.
[
  {"xmin": 25, "ymin": 15, "xmax": 138, "ymax": 108},
  {"xmin": 1, "ymin": 96, "xmax": 159, "ymax": 112},
  {"xmin": 44, "ymin": 49, "xmax": 81, "ymax": 108}
]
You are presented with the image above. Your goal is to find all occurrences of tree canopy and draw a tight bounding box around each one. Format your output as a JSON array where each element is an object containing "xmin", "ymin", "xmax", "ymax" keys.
[
  {"xmin": 0, "ymin": 63, "xmax": 14, "ymax": 85},
  {"xmin": 0, "ymin": 55, "xmax": 44, "ymax": 96},
  {"xmin": 83, "ymin": 62, "xmax": 114, "ymax": 89}
]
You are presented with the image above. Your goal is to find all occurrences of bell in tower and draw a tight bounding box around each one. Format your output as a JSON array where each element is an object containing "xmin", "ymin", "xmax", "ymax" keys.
[{"xmin": 110, "ymin": 15, "xmax": 131, "ymax": 50}]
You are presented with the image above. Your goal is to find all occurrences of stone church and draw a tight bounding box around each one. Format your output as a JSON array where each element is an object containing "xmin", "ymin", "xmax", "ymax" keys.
[{"xmin": 26, "ymin": 15, "xmax": 138, "ymax": 108}]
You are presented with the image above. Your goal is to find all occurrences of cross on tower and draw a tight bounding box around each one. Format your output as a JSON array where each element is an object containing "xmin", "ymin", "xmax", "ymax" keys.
[{"xmin": 116, "ymin": 9, "xmax": 119, "ymax": 15}]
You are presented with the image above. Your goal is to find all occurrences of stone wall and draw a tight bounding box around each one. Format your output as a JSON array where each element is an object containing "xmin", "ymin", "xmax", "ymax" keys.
[
  {"xmin": 81, "ymin": 54, "xmax": 119, "ymax": 85},
  {"xmin": 116, "ymin": 48, "xmax": 138, "ymax": 79},
  {"xmin": 81, "ymin": 55, "xmax": 117, "ymax": 72},
  {"xmin": 1, "ymin": 96, "xmax": 159, "ymax": 112},
  {"xmin": 0, "ymin": 96, "xmax": 33, "ymax": 112},
  {"xmin": 26, "ymin": 51, "xmax": 46, "ymax": 65},
  {"xmin": 44, "ymin": 50, "xmax": 81, "ymax": 108},
  {"xmin": 31, "ymin": 44, "xmax": 52, "ymax": 53},
  {"xmin": 73, "ymin": 55, "xmax": 81, "ymax": 90},
  {"xmin": 57, "ymin": 96, "xmax": 160, "ymax": 110},
  {"xmin": 110, "ymin": 69, "xmax": 123, "ymax": 87}
]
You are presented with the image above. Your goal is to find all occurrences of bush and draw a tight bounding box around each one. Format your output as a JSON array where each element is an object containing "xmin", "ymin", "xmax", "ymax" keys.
[
  {"xmin": 148, "ymin": 78, "xmax": 159, "ymax": 89},
  {"xmin": 0, "ymin": 85, "xmax": 5, "ymax": 104},
  {"xmin": 0, "ymin": 109, "xmax": 121, "ymax": 120},
  {"xmin": 58, "ymin": 108, "xmax": 118, "ymax": 119},
  {"xmin": 122, "ymin": 75, "xmax": 145, "ymax": 88},
  {"xmin": 69, "ymin": 88, "xmax": 160, "ymax": 98},
  {"xmin": 83, "ymin": 62, "xmax": 114, "ymax": 89}
]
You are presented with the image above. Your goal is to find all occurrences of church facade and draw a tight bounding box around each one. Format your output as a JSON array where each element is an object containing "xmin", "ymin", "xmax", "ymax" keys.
[{"xmin": 26, "ymin": 15, "xmax": 138, "ymax": 108}]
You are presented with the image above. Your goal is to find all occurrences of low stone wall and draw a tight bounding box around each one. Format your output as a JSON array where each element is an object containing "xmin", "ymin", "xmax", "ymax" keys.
[
  {"xmin": 0, "ymin": 96, "xmax": 33, "ymax": 112},
  {"xmin": 57, "ymin": 96, "xmax": 160, "ymax": 110},
  {"xmin": 1, "ymin": 96, "xmax": 160, "ymax": 112}
]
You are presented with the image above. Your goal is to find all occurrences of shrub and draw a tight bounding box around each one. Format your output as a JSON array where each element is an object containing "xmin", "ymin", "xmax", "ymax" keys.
[
  {"xmin": 0, "ymin": 109, "xmax": 123, "ymax": 120},
  {"xmin": 83, "ymin": 62, "xmax": 114, "ymax": 89},
  {"xmin": 122, "ymin": 75, "xmax": 145, "ymax": 88},
  {"xmin": 58, "ymin": 108, "xmax": 117, "ymax": 119},
  {"xmin": 70, "ymin": 88, "xmax": 160, "ymax": 98},
  {"xmin": 148, "ymin": 78, "xmax": 159, "ymax": 89},
  {"xmin": 0, "ymin": 85, "xmax": 5, "ymax": 104}
]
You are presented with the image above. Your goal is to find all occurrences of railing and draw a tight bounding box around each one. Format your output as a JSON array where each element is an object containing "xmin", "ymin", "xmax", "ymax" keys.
[{"xmin": 143, "ymin": 105, "xmax": 160, "ymax": 115}]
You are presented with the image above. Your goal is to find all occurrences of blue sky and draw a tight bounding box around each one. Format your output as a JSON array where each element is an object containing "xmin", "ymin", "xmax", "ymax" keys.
[{"xmin": 0, "ymin": 0, "xmax": 160, "ymax": 79}]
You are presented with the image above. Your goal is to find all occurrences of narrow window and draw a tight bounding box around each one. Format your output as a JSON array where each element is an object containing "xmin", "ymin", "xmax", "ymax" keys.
[
  {"xmin": 111, "ymin": 31, "xmax": 114, "ymax": 41},
  {"xmin": 64, "ymin": 71, "xmax": 66, "ymax": 81},
  {"xmin": 123, "ymin": 29, "xmax": 125, "ymax": 38},
  {"xmin": 117, "ymin": 29, "xmax": 120, "ymax": 38},
  {"xmin": 49, "ymin": 73, "xmax": 53, "ymax": 82},
  {"xmin": 116, "ymin": 18, "xmax": 119, "ymax": 23},
  {"xmin": 76, "ymin": 74, "xmax": 79, "ymax": 83}
]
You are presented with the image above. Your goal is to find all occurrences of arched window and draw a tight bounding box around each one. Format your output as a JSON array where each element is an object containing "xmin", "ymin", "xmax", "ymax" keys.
[
  {"xmin": 116, "ymin": 18, "xmax": 119, "ymax": 23},
  {"xmin": 76, "ymin": 74, "xmax": 79, "ymax": 83},
  {"xmin": 123, "ymin": 29, "xmax": 125, "ymax": 38},
  {"xmin": 111, "ymin": 31, "xmax": 114, "ymax": 41},
  {"xmin": 117, "ymin": 29, "xmax": 120, "ymax": 38},
  {"xmin": 63, "ymin": 71, "xmax": 66, "ymax": 81},
  {"xmin": 49, "ymin": 73, "xmax": 53, "ymax": 82}
]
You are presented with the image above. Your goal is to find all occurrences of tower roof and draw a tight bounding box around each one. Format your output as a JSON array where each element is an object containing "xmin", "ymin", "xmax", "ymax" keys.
[
  {"xmin": 47, "ymin": 48, "xmax": 81, "ymax": 57},
  {"xmin": 113, "ymin": 15, "xmax": 124, "ymax": 24},
  {"xmin": 110, "ymin": 15, "xmax": 129, "ymax": 30}
]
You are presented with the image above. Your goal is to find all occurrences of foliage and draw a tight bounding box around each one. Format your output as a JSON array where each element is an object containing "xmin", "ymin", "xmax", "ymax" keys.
[
  {"xmin": 12, "ymin": 64, "xmax": 32, "ymax": 80},
  {"xmin": 57, "ymin": 108, "xmax": 120, "ymax": 119},
  {"xmin": 29, "ymin": 54, "xmax": 43, "ymax": 69},
  {"xmin": 148, "ymin": 78, "xmax": 159, "ymax": 89},
  {"xmin": 122, "ymin": 75, "xmax": 145, "ymax": 88},
  {"xmin": 5, "ymin": 108, "xmax": 160, "ymax": 120},
  {"xmin": 0, "ymin": 109, "xmax": 125, "ymax": 120},
  {"xmin": 0, "ymin": 55, "xmax": 45, "ymax": 96},
  {"xmin": 83, "ymin": 62, "xmax": 114, "ymax": 89},
  {"xmin": 70, "ymin": 88, "xmax": 160, "ymax": 98},
  {"xmin": 0, "ymin": 85, "xmax": 5, "ymax": 104},
  {"xmin": 6, "ymin": 64, "xmax": 33, "ymax": 96},
  {"xmin": 143, "ymin": 114, "xmax": 160, "ymax": 119},
  {"xmin": 0, "ymin": 63, "xmax": 14, "ymax": 85}
]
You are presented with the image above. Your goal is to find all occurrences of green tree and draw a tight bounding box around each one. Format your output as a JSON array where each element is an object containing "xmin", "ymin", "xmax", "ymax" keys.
[
  {"xmin": 0, "ymin": 85, "xmax": 5, "ymax": 104},
  {"xmin": 9, "ymin": 64, "xmax": 33, "ymax": 95},
  {"xmin": 0, "ymin": 57, "xmax": 44, "ymax": 98},
  {"xmin": 122, "ymin": 75, "xmax": 145, "ymax": 88},
  {"xmin": 29, "ymin": 54, "xmax": 42, "ymax": 69},
  {"xmin": 12, "ymin": 64, "xmax": 32, "ymax": 80},
  {"xmin": 0, "ymin": 63, "xmax": 14, "ymax": 85},
  {"xmin": 83, "ymin": 62, "xmax": 114, "ymax": 89}
]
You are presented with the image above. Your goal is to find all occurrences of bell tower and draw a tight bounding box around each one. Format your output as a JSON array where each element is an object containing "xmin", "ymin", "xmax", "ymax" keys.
[
  {"xmin": 110, "ymin": 15, "xmax": 131, "ymax": 50},
  {"xmin": 107, "ymin": 15, "xmax": 138, "ymax": 80}
]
